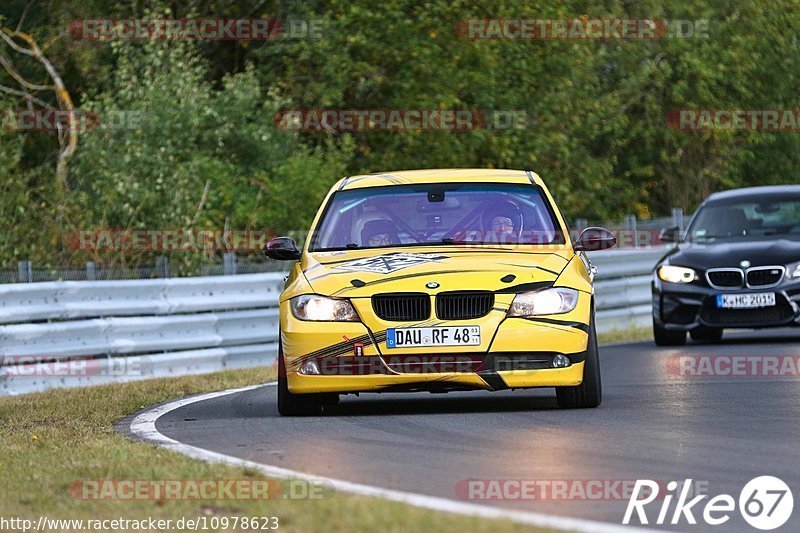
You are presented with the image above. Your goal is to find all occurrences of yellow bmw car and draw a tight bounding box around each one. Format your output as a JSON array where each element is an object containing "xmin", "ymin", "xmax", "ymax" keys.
[{"xmin": 265, "ymin": 169, "xmax": 616, "ymax": 415}]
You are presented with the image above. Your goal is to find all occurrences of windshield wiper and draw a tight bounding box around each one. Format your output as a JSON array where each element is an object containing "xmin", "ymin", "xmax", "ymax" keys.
[
  {"xmin": 693, "ymin": 234, "xmax": 724, "ymax": 241},
  {"xmin": 692, "ymin": 233, "xmax": 750, "ymax": 242},
  {"xmin": 441, "ymin": 237, "xmax": 468, "ymax": 244},
  {"xmin": 345, "ymin": 243, "xmax": 360, "ymax": 249}
]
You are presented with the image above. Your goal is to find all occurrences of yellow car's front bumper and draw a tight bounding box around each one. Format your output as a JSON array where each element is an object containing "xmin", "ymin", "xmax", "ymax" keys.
[
  {"xmin": 280, "ymin": 294, "xmax": 591, "ymax": 395},
  {"xmin": 288, "ymin": 363, "xmax": 585, "ymax": 394}
]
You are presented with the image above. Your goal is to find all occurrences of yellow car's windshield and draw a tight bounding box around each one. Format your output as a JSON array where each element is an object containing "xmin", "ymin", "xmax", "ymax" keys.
[{"xmin": 308, "ymin": 183, "xmax": 565, "ymax": 251}]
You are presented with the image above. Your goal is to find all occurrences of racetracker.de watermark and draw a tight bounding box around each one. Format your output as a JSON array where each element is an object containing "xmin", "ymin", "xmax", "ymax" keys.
[
  {"xmin": 668, "ymin": 109, "xmax": 800, "ymax": 131},
  {"xmin": 456, "ymin": 18, "xmax": 709, "ymax": 40},
  {"xmin": 1, "ymin": 109, "xmax": 141, "ymax": 132},
  {"xmin": 69, "ymin": 18, "xmax": 324, "ymax": 40},
  {"xmin": 69, "ymin": 479, "xmax": 327, "ymax": 501},
  {"xmin": 456, "ymin": 479, "xmax": 708, "ymax": 501},
  {"xmin": 667, "ymin": 354, "xmax": 800, "ymax": 378},
  {"xmin": 273, "ymin": 109, "xmax": 529, "ymax": 131},
  {"xmin": 1, "ymin": 356, "xmax": 142, "ymax": 378},
  {"xmin": 68, "ymin": 229, "xmax": 275, "ymax": 252},
  {"xmin": 443, "ymin": 229, "xmax": 664, "ymax": 248}
]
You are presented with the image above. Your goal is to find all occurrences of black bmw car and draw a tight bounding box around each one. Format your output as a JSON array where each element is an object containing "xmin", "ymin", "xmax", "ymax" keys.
[{"xmin": 652, "ymin": 185, "xmax": 800, "ymax": 345}]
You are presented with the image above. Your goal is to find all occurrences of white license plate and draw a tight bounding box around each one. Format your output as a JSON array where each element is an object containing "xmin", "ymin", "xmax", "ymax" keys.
[
  {"xmin": 386, "ymin": 326, "xmax": 481, "ymax": 348},
  {"xmin": 716, "ymin": 293, "xmax": 776, "ymax": 309}
]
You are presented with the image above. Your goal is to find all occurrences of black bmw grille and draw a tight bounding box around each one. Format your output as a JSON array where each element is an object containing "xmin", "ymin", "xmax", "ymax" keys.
[
  {"xmin": 746, "ymin": 267, "xmax": 783, "ymax": 287},
  {"xmin": 707, "ymin": 270, "xmax": 743, "ymax": 288},
  {"xmin": 372, "ymin": 293, "xmax": 430, "ymax": 321},
  {"xmin": 435, "ymin": 291, "xmax": 495, "ymax": 320}
]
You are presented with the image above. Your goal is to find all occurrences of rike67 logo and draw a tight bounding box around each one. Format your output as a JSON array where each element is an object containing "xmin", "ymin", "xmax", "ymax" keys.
[{"xmin": 623, "ymin": 476, "xmax": 794, "ymax": 530}]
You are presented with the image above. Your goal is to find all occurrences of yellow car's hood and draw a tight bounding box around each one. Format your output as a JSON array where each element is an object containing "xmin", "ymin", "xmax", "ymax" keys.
[{"xmin": 301, "ymin": 246, "xmax": 572, "ymax": 297}]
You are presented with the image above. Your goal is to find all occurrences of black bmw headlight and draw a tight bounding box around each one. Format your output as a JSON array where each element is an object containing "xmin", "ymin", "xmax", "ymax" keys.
[
  {"xmin": 787, "ymin": 261, "xmax": 800, "ymax": 281},
  {"xmin": 657, "ymin": 265, "xmax": 698, "ymax": 284}
]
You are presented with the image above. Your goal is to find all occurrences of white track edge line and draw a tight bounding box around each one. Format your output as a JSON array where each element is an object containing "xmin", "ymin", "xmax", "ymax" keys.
[{"xmin": 129, "ymin": 383, "xmax": 659, "ymax": 533}]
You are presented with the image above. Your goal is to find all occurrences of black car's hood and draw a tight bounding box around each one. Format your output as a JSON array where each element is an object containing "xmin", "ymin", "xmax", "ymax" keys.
[{"xmin": 664, "ymin": 238, "xmax": 800, "ymax": 269}]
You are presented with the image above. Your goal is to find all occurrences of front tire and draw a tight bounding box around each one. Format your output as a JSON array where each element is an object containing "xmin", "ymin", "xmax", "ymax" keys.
[
  {"xmin": 277, "ymin": 344, "xmax": 323, "ymax": 417},
  {"xmin": 653, "ymin": 318, "xmax": 687, "ymax": 346},
  {"xmin": 556, "ymin": 314, "xmax": 602, "ymax": 409}
]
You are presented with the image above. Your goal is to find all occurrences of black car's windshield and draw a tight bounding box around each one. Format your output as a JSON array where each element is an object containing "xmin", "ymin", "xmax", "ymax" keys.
[
  {"xmin": 687, "ymin": 195, "xmax": 800, "ymax": 242},
  {"xmin": 308, "ymin": 183, "xmax": 565, "ymax": 251}
]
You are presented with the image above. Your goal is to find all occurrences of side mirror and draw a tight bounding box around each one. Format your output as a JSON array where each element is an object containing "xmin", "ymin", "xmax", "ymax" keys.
[
  {"xmin": 264, "ymin": 237, "xmax": 302, "ymax": 261},
  {"xmin": 658, "ymin": 226, "xmax": 680, "ymax": 243},
  {"xmin": 574, "ymin": 227, "xmax": 616, "ymax": 252}
]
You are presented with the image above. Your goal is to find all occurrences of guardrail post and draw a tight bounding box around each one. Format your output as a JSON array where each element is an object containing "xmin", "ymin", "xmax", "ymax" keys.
[
  {"xmin": 625, "ymin": 214, "xmax": 638, "ymax": 247},
  {"xmin": 18, "ymin": 260, "xmax": 32, "ymax": 283},
  {"xmin": 672, "ymin": 207, "xmax": 684, "ymax": 232},
  {"xmin": 155, "ymin": 256, "xmax": 169, "ymax": 278},
  {"xmin": 223, "ymin": 252, "xmax": 238, "ymax": 275},
  {"xmin": 86, "ymin": 261, "xmax": 97, "ymax": 281}
]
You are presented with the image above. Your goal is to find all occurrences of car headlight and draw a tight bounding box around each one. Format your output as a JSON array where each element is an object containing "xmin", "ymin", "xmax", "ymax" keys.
[
  {"xmin": 657, "ymin": 265, "xmax": 697, "ymax": 283},
  {"xmin": 788, "ymin": 263, "xmax": 800, "ymax": 279},
  {"xmin": 291, "ymin": 295, "xmax": 359, "ymax": 321},
  {"xmin": 508, "ymin": 287, "xmax": 579, "ymax": 316}
]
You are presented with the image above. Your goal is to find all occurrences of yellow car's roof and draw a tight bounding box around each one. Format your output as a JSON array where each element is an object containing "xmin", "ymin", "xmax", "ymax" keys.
[{"xmin": 337, "ymin": 168, "xmax": 543, "ymax": 190}]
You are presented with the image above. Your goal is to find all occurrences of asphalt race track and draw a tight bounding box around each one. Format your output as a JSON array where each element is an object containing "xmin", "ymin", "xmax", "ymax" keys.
[{"xmin": 151, "ymin": 330, "xmax": 800, "ymax": 532}]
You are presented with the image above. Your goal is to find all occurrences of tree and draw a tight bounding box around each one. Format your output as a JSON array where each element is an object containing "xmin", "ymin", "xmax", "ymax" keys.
[{"xmin": 70, "ymin": 37, "xmax": 351, "ymax": 270}]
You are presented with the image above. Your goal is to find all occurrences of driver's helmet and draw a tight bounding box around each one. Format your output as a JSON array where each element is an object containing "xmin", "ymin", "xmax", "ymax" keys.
[
  {"xmin": 361, "ymin": 219, "xmax": 399, "ymax": 247},
  {"xmin": 481, "ymin": 199, "xmax": 523, "ymax": 238}
]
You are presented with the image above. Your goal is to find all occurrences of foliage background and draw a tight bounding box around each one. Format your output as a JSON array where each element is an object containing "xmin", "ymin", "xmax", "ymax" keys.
[{"xmin": 1, "ymin": 0, "xmax": 798, "ymax": 268}]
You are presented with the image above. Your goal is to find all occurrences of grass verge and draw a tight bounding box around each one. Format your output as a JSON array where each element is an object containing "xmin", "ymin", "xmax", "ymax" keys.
[
  {"xmin": 0, "ymin": 368, "xmax": 548, "ymax": 533},
  {"xmin": 598, "ymin": 326, "xmax": 652, "ymax": 345}
]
